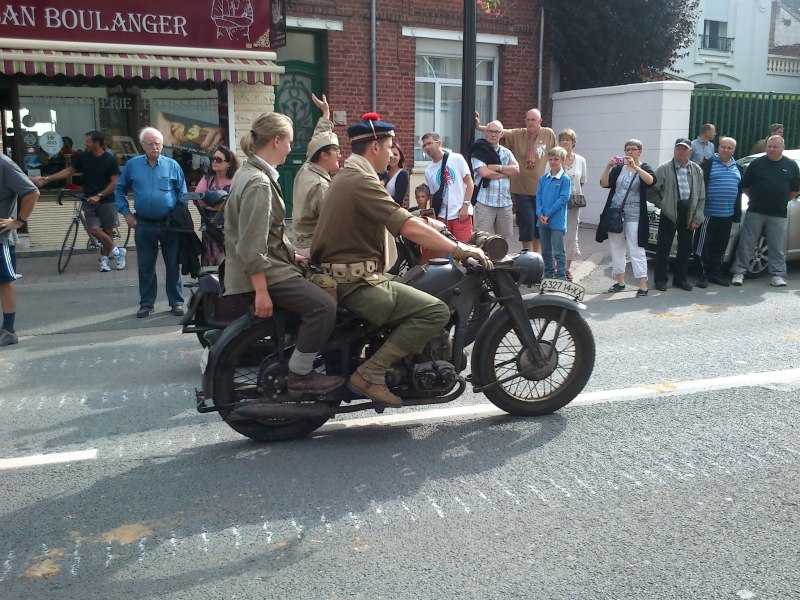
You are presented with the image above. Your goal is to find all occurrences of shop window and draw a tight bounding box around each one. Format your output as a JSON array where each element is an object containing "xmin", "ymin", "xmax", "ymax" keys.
[
  {"xmin": 14, "ymin": 84, "xmax": 222, "ymax": 191},
  {"xmin": 414, "ymin": 47, "xmax": 496, "ymax": 164}
]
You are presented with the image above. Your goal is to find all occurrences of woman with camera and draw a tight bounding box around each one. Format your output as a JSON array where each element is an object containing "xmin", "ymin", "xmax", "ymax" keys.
[{"xmin": 597, "ymin": 139, "xmax": 656, "ymax": 297}]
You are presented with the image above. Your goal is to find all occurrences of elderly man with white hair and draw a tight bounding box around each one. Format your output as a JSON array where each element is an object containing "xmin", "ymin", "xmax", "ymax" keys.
[
  {"xmin": 470, "ymin": 119, "xmax": 520, "ymax": 241},
  {"xmin": 115, "ymin": 126, "xmax": 188, "ymax": 318}
]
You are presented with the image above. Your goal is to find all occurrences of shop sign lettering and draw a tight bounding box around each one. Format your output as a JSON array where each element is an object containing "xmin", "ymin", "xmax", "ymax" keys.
[{"xmin": 0, "ymin": 0, "xmax": 284, "ymax": 50}]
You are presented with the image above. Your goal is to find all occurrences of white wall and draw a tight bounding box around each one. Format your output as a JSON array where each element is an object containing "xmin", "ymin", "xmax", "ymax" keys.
[{"xmin": 551, "ymin": 81, "xmax": 695, "ymax": 225}]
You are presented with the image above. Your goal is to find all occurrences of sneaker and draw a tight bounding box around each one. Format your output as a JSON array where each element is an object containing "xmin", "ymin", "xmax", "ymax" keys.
[
  {"xmin": 115, "ymin": 248, "xmax": 127, "ymax": 270},
  {"xmin": 607, "ymin": 283, "xmax": 626, "ymax": 293},
  {"xmin": 770, "ymin": 275, "xmax": 787, "ymax": 287},
  {"xmin": 731, "ymin": 273, "xmax": 744, "ymax": 286},
  {"xmin": 0, "ymin": 328, "xmax": 18, "ymax": 346},
  {"xmin": 100, "ymin": 256, "xmax": 111, "ymax": 272},
  {"xmin": 137, "ymin": 306, "xmax": 154, "ymax": 318},
  {"xmin": 171, "ymin": 304, "xmax": 186, "ymax": 316},
  {"xmin": 635, "ymin": 288, "xmax": 649, "ymax": 298}
]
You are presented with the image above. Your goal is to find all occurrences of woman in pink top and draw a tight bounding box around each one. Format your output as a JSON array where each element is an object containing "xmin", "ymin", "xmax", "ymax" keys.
[{"xmin": 195, "ymin": 145, "xmax": 240, "ymax": 265}]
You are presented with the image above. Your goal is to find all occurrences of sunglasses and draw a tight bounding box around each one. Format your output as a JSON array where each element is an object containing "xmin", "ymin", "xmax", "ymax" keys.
[{"xmin": 211, "ymin": 156, "xmax": 227, "ymax": 163}]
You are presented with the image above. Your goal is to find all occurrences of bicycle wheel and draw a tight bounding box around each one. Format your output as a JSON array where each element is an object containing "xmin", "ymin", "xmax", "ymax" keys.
[{"xmin": 58, "ymin": 218, "xmax": 80, "ymax": 274}]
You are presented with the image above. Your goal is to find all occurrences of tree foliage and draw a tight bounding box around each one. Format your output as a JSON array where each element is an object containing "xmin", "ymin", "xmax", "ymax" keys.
[{"xmin": 543, "ymin": 0, "xmax": 700, "ymax": 90}]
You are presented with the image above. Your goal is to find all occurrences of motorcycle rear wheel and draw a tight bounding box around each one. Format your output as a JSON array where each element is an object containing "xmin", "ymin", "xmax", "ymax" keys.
[
  {"xmin": 211, "ymin": 318, "xmax": 338, "ymax": 441},
  {"xmin": 474, "ymin": 306, "xmax": 595, "ymax": 416}
]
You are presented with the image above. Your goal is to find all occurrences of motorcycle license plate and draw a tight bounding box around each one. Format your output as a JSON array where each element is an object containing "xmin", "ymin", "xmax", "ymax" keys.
[
  {"xmin": 200, "ymin": 347, "xmax": 210, "ymax": 374},
  {"xmin": 539, "ymin": 278, "xmax": 585, "ymax": 301}
]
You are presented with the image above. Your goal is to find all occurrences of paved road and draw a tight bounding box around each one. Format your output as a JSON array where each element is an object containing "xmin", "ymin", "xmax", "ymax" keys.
[{"xmin": 1, "ymin": 247, "xmax": 799, "ymax": 599}]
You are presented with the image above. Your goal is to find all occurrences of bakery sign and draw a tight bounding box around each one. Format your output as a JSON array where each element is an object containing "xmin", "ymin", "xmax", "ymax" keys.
[{"xmin": 0, "ymin": 0, "xmax": 286, "ymax": 50}]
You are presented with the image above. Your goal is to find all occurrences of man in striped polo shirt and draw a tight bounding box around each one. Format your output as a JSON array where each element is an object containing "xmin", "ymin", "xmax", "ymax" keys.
[{"xmin": 697, "ymin": 137, "xmax": 743, "ymax": 287}]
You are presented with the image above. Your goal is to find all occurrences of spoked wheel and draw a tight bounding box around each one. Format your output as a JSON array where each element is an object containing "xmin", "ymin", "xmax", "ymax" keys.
[
  {"xmin": 211, "ymin": 318, "xmax": 339, "ymax": 442},
  {"xmin": 115, "ymin": 225, "xmax": 131, "ymax": 248},
  {"xmin": 57, "ymin": 219, "xmax": 80, "ymax": 274},
  {"xmin": 474, "ymin": 306, "xmax": 595, "ymax": 416}
]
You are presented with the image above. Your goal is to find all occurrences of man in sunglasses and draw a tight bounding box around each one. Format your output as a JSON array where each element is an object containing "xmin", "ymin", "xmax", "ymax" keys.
[{"xmin": 292, "ymin": 93, "xmax": 340, "ymax": 258}]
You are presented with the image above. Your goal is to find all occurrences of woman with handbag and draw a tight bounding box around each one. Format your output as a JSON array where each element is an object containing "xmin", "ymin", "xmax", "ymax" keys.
[
  {"xmin": 559, "ymin": 129, "xmax": 587, "ymax": 280},
  {"xmin": 195, "ymin": 145, "xmax": 240, "ymax": 266},
  {"xmin": 597, "ymin": 139, "xmax": 656, "ymax": 297}
]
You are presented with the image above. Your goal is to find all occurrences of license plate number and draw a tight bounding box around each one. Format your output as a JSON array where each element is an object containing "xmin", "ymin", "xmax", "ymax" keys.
[{"xmin": 539, "ymin": 278, "xmax": 585, "ymax": 301}]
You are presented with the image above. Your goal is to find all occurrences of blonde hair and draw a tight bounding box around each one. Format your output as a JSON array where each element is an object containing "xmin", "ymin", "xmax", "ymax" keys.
[
  {"xmin": 558, "ymin": 128, "xmax": 577, "ymax": 147},
  {"xmin": 548, "ymin": 147, "xmax": 567, "ymax": 160},
  {"xmin": 239, "ymin": 112, "xmax": 293, "ymax": 157}
]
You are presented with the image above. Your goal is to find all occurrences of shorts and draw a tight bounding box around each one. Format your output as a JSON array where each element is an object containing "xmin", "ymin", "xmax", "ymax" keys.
[
  {"xmin": 83, "ymin": 201, "xmax": 119, "ymax": 231},
  {"xmin": 514, "ymin": 193, "xmax": 539, "ymax": 241},
  {"xmin": 0, "ymin": 243, "xmax": 17, "ymax": 284}
]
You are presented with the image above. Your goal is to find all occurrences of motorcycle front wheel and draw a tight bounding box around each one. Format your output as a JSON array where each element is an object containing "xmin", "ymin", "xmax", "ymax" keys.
[
  {"xmin": 211, "ymin": 318, "xmax": 339, "ymax": 442},
  {"xmin": 474, "ymin": 306, "xmax": 595, "ymax": 416}
]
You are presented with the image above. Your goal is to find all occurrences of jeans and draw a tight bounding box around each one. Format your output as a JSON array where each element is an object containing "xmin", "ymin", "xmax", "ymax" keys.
[
  {"xmin": 538, "ymin": 226, "xmax": 566, "ymax": 278},
  {"xmin": 134, "ymin": 221, "xmax": 183, "ymax": 308},
  {"xmin": 731, "ymin": 211, "xmax": 787, "ymax": 277}
]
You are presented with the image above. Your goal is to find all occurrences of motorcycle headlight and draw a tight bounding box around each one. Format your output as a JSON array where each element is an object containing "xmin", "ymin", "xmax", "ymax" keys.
[
  {"xmin": 470, "ymin": 231, "xmax": 509, "ymax": 261},
  {"xmin": 510, "ymin": 250, "xmax": 544, "ymax": 286}
]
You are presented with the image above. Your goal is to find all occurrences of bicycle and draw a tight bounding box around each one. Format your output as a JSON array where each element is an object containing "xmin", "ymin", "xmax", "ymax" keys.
[{"xmin": 57, "ymin": 190, "xmax": 131, "ymax": 274}]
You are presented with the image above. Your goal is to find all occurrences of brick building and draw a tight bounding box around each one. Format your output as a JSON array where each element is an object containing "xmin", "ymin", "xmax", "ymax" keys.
[{"xmin": 277, "ymin": 0, "xmax": 548, "ymax": 202}]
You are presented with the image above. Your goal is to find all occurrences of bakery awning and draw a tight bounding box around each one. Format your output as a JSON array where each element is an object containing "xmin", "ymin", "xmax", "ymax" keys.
[{"xmin": 0, "ymin": 48, "xmax": 280, "ymax": 85}]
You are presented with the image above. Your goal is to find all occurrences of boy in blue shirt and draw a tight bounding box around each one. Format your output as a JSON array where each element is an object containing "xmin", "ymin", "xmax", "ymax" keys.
[{"xmin": 536, "ymin": 147, "xmax": 571, "ymax": 278}]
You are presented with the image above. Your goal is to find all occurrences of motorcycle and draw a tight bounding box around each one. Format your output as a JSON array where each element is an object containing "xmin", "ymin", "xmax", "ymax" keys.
[{"xmin": 193, "ymin": 233, "xmax": 596, "ymax": 442}]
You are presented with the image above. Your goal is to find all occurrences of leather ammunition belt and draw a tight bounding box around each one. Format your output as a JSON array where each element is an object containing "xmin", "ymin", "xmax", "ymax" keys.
[{"xmin": 320, "ymin": 260, "xmax": 380, "ymax": 283}]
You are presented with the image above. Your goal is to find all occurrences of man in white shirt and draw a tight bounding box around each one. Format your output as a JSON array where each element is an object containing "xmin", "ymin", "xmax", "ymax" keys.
[{"xmin": 422, "ymin": 132, "xmax": 474, "ymax": 242}]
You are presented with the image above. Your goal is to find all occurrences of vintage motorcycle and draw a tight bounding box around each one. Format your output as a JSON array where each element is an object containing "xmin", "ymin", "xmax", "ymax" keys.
[{"xmin": 192, "ymin": 233, "xmax": 596, "ymax": 442}]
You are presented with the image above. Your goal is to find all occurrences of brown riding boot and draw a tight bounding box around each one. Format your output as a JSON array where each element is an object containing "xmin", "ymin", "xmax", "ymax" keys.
[
  {"xmin": 287, "ymin": 370, "xmax": 345, "ymax": 396},
  {"xmin": 348, "ymin": 342, "xmax": 409, "ymax": 408}
]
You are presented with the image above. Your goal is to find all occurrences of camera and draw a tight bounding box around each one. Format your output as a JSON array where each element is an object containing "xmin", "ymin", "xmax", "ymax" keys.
[{"xmin": 614, "ymin": 156, "xmax": 624, "ymax": 165}]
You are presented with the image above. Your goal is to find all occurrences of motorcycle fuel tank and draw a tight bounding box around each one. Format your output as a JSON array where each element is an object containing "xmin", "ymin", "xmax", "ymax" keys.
[{"xmin": 399, "ymin": 258, "xmax": 466, "ymax": 301}]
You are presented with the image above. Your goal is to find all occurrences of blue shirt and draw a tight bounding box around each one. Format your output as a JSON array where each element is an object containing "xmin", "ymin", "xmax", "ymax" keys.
[
  {"xmin": 536, "ymin": 169, "xmax": 571, "ymax": 232},
  {"xmin": 115, "ymin": 154, "xmax": 187, "ymax": 219},
  {"xmin": 704, "ymin": 154, "xmax": 741, "ymax": 217},
  {"xmin": 471, "ymin": 145, "xmax": 518, "ymax": 208}
]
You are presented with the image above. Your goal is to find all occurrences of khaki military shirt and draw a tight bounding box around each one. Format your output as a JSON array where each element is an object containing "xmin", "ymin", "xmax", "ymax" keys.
[
  {"xmin": 223, "ymin": 157, "xmax": 300, "ymax": 295},
  {"xmin": 291, "ymin": 117, "xmax": 336, "ymax": 249},
  {"xmin": 311, "ymin": 154, "xmax": 412, "ymax": 267},
  {"xmin": 502, "ymin": 127, "xmax": 556, "ymax": 195}
]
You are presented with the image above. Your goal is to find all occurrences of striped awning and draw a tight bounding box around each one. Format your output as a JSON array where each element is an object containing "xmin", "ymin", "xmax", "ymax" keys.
[{"xmin": 0, "ymin": 48, "xmax": 280, "ymax": 85}]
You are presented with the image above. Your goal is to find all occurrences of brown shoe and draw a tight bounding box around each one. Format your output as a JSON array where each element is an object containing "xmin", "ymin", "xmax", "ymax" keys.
[
  {"xmin": 348, "ymin": 370, "xmax": 403, "ymax": 408},
  {"xmin": 287, "ymin": 370, "xmax": 345, "ymax": 396}
]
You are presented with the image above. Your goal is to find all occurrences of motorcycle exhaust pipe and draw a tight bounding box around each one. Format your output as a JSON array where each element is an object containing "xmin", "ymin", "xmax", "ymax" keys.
[{"xmin": 230, "ymin": 402, "xmax": 335, "ymax": 421}]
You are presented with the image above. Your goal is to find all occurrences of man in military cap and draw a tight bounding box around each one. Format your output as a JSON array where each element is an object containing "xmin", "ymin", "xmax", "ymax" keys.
[
  {"xmin": 292, "ymin": 93, "xmax": 341, "ymax": 257},
  {"xmin": 312, "ymin": 112, "xmax": 491, "ymax": 408}
]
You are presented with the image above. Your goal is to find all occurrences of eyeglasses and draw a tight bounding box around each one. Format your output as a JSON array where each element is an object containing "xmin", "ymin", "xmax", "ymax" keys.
[
  {"xmin": 485, "ymin": 129, "xmax": 503, "ymax": 135},
  {"xmin": 211, "ymin": 156, "xmax": 227, "ymax": 163}
]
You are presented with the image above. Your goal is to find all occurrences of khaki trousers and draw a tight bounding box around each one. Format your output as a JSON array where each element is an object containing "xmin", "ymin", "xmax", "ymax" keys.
[{"xmin": 337, "ymin": 279, "xmax": 450, "ymax": 354}]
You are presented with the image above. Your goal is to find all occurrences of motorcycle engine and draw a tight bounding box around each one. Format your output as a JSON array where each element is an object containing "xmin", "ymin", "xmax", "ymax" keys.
[{"xmin": 411, "ymin": 361, "xmax": 457, "ymax": 392}]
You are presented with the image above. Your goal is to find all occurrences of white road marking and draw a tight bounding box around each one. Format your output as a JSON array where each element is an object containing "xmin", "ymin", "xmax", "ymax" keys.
[
  {"xmin": 0, "ymin": 449, "xmax": 97, "ymax": 470},
  {"xmin": 320, "ymin": 367, "xmax": 800, "ymax": 431}
]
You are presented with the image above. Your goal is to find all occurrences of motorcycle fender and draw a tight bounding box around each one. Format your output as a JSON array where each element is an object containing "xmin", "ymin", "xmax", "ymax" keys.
[
  {"xmin": 201, "ymin": 311, "xmax": 291, "ymax": 399},
  {"xmin": 470, "ymin": 293, "xmax": 585, "ymax": 383}
]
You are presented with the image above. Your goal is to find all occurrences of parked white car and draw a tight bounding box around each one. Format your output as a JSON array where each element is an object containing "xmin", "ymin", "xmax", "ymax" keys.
[{"xmin": 646, "ymin": 148, "xmax": 800, "ymax": 276}]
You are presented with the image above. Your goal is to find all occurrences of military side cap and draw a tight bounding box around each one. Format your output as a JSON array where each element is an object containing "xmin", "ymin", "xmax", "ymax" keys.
[
  {"xmin": 306, "ymin": 130, "xmax": 340, "ymax": 160},
  {"xmin": 348, "ymin": 112, "xmax": 396, "ymax": 143}
]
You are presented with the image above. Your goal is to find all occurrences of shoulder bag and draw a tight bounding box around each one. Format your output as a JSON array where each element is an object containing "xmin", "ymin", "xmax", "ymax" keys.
[
  {"xmin": 430, "ymin": 151, "xmax": 450, "ymax": 216},
  {"xmin": 600, "ymin": 174, "xmax": 638, "ymax": 234}
]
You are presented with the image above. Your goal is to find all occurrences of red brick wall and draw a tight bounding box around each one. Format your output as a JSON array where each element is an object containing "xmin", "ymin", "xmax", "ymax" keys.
[{"xmin": 287, "ymin": 0, "xmax": 545, "ymax": 155}]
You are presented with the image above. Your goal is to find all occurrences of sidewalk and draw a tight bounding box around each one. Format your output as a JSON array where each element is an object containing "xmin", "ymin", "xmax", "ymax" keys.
[{"xmin": 13, "ymin": 223, "xmax": 609, "ymax": 290}]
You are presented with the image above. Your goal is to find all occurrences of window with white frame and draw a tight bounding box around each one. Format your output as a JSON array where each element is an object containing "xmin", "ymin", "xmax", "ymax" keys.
[{"xmin": 414, "ymin": 40, "xmax": 498, "ymax": 165}]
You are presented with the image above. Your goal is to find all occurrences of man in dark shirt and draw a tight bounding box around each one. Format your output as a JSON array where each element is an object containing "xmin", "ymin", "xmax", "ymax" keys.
[
  {"xmin": 33, "ymin": 131, "xmax": 124, "ymax": 272},
  {"xmin": 730, "ymin": 135, "xmax": 800, "ymax": 287}
]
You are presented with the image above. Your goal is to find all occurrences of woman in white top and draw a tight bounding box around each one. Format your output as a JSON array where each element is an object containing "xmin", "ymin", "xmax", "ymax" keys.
[
  {"xmin": 558, "ymin": 129, "xmax": 587, "ymax": 280},
  {"xmin": 382, "ymin": 141, "xmax": 410, "ymax": 207}
]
